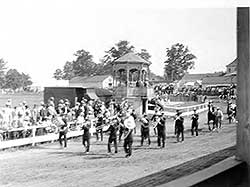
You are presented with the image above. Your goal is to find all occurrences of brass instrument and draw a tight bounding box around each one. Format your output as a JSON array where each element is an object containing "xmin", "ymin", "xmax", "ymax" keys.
[
  {"xmin": 152, "ymin": 116, "xmax": 160, "ymax": 129},
  {"xmin": 123, "ymin": 129, "xmax": 132, "ymax": 139}
]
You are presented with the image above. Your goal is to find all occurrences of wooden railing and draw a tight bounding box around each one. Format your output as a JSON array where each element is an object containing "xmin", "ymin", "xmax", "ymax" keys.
[
  {"xmin": 148, "ymin": 102, "xmax": 208, "ymax": 117},
  {"xmin": 115, "ymin": 87, "xmax": 154, "ymax": 98},
  {"xmin": 0, "ymin": 120, "xmax": 97, "ymax": 150}
]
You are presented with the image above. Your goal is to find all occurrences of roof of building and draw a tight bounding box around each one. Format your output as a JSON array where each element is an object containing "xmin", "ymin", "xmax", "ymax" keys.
[
  {"xmin": 182, "ymin": 73, "xmax": 224, "ymax": 80},
  {"xmin": 114, "ymin": 52, "xmax": 150, "ymax": 65},
  {"xmin": 95, "ymin": 88, "xmax": 113, "ymax": 97},
  {"xmin": 179, "ymin": 73, "xmax": 225, "ymax": 86},
  {"xmin": 202, "ymin": 76, "xmax": 237, "ymax": 86},
  {"xmin": 69, "ymin": 76, "xmax": 88, "ymax": 83},
  {"xmin": 69, "ymin": 75, "xmax": 111, "ymax": 83},
  {"xmin": 226, "ymin": 58, "xmax": 238, "ymax": 67}
]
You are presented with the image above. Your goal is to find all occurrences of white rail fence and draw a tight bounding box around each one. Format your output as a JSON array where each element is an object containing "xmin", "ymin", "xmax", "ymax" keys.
[
  {"xmin": 0, "ymin": 119, "xmax": 99, "ymax": 150},
  {"xmin": 148, "ymin": 102, "xmax": 208, "ymax": 117},
  {"xmin": 0, "ymin": 124, "xmax": 84, "ymax": 150}
]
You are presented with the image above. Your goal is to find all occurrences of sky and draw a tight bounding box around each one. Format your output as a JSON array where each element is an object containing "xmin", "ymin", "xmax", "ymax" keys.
[{"xmin": 0, "ymin": 0, "xmax": 245, "ymax": 86}]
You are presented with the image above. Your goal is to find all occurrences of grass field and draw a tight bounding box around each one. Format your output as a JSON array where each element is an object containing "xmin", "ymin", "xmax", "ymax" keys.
[{"xmin": 0, "ymin": 93, "xmax": 43, "ymax": 107}]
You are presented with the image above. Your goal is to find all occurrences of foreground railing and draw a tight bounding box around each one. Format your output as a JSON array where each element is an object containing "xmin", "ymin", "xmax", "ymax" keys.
[
  {"xmin": 0, "ymin": 128, "xmax": 83, "ymax": 150},
  {"xmin": 0, "ymin": 120, "xmax": 97, "ymax": 150}
]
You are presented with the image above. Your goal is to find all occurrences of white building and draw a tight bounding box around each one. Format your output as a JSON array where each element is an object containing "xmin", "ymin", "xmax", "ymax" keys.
[
  {"xmin": 69, "ymin": 75, "xmax": 113, "ymax": 89},
  {"xmin": 226, "ymin": 58, "xmax": 237, "ymax": 74}
]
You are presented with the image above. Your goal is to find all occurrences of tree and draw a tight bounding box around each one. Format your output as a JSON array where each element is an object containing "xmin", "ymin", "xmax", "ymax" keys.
[
  {"xmin": 62, "ymin": 61, "xmax": 75, "ymax": 79},
  {"xmin": 164, "ymin": 43, "xmax": 196, "ymax": 81},
  {"xmin": 53, "ymin": 41, "xmax": 152, "ymax": 79},
  {"xmin": 102, "ymin": 40, "xmax": 135, "ymax": 64},
  {"xmin": 137, "ymin": 49, "xmax": 151, "ymax": 61},
  {"xmin": 0, "ymin": 58, "xmax": 7, "ymax": 88},
  {"xmin": 53, "ymin": 69, "xmax": 63, "ymax": 80},
  {"xmin": 20, "ymin": 72, "xmax": 32, "ymax": 90},
  {"xmin": 53, "ymin": 50, "xmax": 98, "ymax": 80},
  {"xmin": 4, "ymin": 69, "xmax": 22, "ymax": 90},
  {"xmin": 96, "ymin": 40, "xmax": 135, "ymax": 75},
  {"xmin": 3, "ymin": 69, "xmax": 32, "ymax": 90},
  {"xmin": 72, "ymin": 49, "xmax": 97, "ymax": 77},
  {"xmin": 53, "ymin": 61, "xmax": 75, "ymax": 80}
]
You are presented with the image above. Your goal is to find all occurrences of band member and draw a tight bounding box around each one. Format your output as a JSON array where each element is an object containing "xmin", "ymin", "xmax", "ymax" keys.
[
  {"xmin": 105, "ymin": 118, "xmax": 119, "ymax": 153},
  {"xmin": 207, "ymin": 101, "xmax": 213, "ymax": 131},
  {"xmin": 156, "ymin": 113, "xmax": 166, "ymax": 148},
  {"xmin": 58, "ymin": 117, "xmax": 68, "ymax": 148},
  {"xmin": 191, "ymin": 109, "xmax": 199, "ymax": 136},
  {"xmin": 82, "ymin": 118, "xmax": 91, "ymax": 153},
  {"xmin": 139, "ymin": 113, "xmax": 151, "ymax": 146},
  {"xmin": 131, "ymin": 109, "xmax": 137, "ymax": 134},
  {"xmin": 151, "ymin": 107, "xmax": 161, "ymax": 135},
  {"xmin": 175, "ymin": 110, "xmax": 184, "ymax": 142},
  {"xmin": 118, "ymin": 112, "xmax": 125, "ymax": 142},
  {"xmin": 95, "ymin": 113, "xmax": 104, "ymax": 141},
  {"xmin": 123, "ymin": 112, "xmax": 135, "ymax": 158}
]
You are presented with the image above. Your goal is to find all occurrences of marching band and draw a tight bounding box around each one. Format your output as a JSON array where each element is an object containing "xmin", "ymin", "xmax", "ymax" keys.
[
  {"xmin": 29, "ymin": 96, "xmax": 240, "ymax": 159},
  {"xmin": 52, "ymin": 103, "xmax": 201, "ymax": 157},
  {"xmin": 2, "ymin": 95, "xmax": 236, "ymax": 159}
]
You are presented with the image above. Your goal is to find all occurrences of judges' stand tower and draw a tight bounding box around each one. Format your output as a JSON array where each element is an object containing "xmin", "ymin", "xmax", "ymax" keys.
[{"xmin": 112, "ymin": 52, "xmax": 154, "ymax": 114}]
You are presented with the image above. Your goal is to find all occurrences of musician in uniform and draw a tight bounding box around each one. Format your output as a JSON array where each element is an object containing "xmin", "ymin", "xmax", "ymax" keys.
[
  {"xmin": 105, "ymin": 118, "xmax": 119, "ymax": 153},
  {"xmin": 175, "ymin": 110, "xmax": 184, "ymax": 142},
  {"xmin": 151, "ymin": 107, "xmax": 161, "ymax": 135},
  {"xmin": 207, "ymin": 101, "xmax": 214, "ymax": 131},
  {"xmin": 95, "ymin": 113, "xmax": 104, "ymax": 141},
  {"xmin": 58, "ymin": 117, "xmax": 68, "ymax": 148},
  {"xmin": 131, "ymin": 109, "xmax": 137, "ymax": 134},
  {"xmin": 156, "ymin": 113, "xmax": 166, "ymax": 148},
  {"xmin": 123, "ymin": 112, "xmax": 135, "ymax": 158},
  {"xmin": 118, "ymin": 112, "xmax": 125, "ymax": 142},
  {"xmin": 82, "ymin": 117, "xmax": 91, "ymax": 153},
  {"xmin": 139, "ymin": 113, "xmax": 151, "ymax": 146},
  {"xmin": 191, "ymin": 109, "xmax": 199, "ymax": 136}
]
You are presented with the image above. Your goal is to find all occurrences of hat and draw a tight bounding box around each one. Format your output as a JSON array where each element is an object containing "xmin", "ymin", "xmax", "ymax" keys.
[
  {"xmin": 58, "ymin": 103, "xmax": 64, "ymax": 108},
  {"xmin": 176, "ymin": 110, "xmax": 182, "ymax": 115}
]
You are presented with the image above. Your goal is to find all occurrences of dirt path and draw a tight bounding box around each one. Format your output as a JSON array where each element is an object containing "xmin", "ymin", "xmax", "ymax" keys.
[
  {"xmin": 0, "ymin": 116, "xmax": 236, "ymax": 187},
  {"xmin": 118, "ymin": 146, "xmax": 236, "ymax": 187},
  {"xmin": 0, "ymin": 100, "xmax": 236, "ymax": 187}
]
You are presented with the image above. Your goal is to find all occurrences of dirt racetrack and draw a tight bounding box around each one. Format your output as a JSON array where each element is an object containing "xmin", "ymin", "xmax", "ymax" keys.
[{"xmin": 0, "ymin": 112, "xmax": 236, "ymax": 187}]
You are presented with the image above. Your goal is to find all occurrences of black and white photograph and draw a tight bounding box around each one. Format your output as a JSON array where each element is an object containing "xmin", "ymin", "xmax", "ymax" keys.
[{"xmin": 0, "ymin": 0, "xmax": 250, "ymax": 186}]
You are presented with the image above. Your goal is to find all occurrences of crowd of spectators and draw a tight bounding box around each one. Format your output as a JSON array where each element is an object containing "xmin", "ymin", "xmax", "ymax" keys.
[
  {"xmin": 153, "ymin": 83, "xmax": 237, "ymax": 102},
  {"xmin": 0, "ymin": 97, "xmax": 132, "ymax": 141}
]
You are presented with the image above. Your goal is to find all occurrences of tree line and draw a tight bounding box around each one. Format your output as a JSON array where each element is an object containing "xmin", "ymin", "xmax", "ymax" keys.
[
  {"xmin": 0, "ymin": 59, "xmax": 32, "ymax": 91},
  {"xmin": 54, "ymin": 40, "xmax": 196, "ymax": 82}
]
